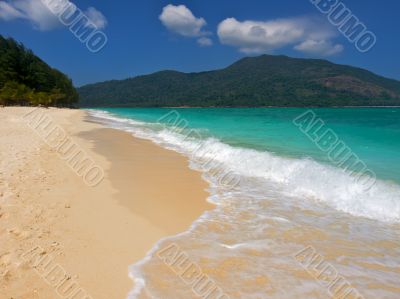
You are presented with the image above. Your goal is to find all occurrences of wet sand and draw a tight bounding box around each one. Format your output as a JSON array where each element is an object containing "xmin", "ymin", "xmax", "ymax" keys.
[{"xmin": 0, "ymin": 107, "xmax": 212, "ymax": 299}]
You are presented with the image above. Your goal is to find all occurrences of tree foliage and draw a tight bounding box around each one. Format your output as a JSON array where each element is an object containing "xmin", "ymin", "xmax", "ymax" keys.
[
  {"xmin": 0, "ymin": 35, "xmax": 79, "ymax": 107},
  {"xmin": 78, "ymin": 55, "xmax": 400, "ymax": 107}
]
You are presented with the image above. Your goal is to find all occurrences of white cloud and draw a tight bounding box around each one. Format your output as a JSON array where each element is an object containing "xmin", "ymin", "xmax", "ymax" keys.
[
  {"xmin": 0, "ymin": 1, "xmax": 25, "ymax": 20},
  {"xmin": 85, "ymin": 7, "xmax": 107, "ymax": 29},
  {"xmin": 2, "ymin": 0, "xmax": 60, "ymax": 30},
  {"xmin": 159, "ymin": 4, "xmax": 208, "ymax": 37},
  {"xmin": 0, "ymin": 0, "xmax": 107, "ymax": 31},
  {"xmin": 295, "ymin": 39, "xmax": 343, "ymax": 56},
  {"xmin": 217, "ymin": 16, "xmax": 343, "ymax": 56},
  {"xmin": 197, "ymin": 37, "xmax": 213, "ymax": 46}
]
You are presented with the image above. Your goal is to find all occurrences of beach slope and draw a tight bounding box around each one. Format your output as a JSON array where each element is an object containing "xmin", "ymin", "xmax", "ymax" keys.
[{"xmin": 0, "ymin": 107, "xmax": 211, "ymax": 299}]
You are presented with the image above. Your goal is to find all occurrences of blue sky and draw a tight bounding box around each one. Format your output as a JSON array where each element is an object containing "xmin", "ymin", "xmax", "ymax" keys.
[{"xmin": 0, "ymin": 0, "xmax": 399, "ymax": 86}]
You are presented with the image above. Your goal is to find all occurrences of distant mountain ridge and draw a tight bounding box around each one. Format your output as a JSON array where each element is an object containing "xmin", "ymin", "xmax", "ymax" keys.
[{"xmin": 78, "ymin": 55, "xmax": 400, "ymax": 107}]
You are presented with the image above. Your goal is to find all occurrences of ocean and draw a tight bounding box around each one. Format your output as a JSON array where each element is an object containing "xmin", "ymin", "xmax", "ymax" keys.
[{"xmin": 88, "ymin": 108, "xmax": 400, "ymax": 299}]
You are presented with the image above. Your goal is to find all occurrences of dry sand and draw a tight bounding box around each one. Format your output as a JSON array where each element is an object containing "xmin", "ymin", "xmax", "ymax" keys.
[{"xmin": 0, "ymin": 107, "xmax": 212, "ymax": 299}]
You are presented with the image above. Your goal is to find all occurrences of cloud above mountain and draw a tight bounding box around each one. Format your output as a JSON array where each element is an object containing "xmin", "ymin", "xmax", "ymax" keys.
[
  {"xmin": 217, "ymin": 16, "xmax": 343, "ymax": 56},
  {"xmin": 159, "ymin": 4, "xmax": 212, "ymax": 46},
  {"xmin": 0, "ymin": 0, "xmax": 107, "ymax": 31}
]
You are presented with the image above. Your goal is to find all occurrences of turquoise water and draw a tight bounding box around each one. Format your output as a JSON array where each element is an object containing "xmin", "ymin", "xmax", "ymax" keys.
[
  {"xmin": 89, "ymin": 108, "xmax": 400, "ymax": 299},
  {"xmin": 95, "ymin": 108, "xmax": 400, "ymax": 184}
]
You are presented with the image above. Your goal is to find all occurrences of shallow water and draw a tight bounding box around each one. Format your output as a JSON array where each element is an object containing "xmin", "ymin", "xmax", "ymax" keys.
[{"xmin": 88, "ymin": 108, "xmax": 400, "ymax": 299}]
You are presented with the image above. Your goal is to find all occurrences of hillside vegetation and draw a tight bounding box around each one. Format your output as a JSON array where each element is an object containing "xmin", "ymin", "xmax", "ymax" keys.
[
  {"xmin": 0, "ymin": 35, "xmax": 78, "ymax": 107},
  {"xmin": 78, "ymin": 55, "xmax": 400, "ymax": 107}
]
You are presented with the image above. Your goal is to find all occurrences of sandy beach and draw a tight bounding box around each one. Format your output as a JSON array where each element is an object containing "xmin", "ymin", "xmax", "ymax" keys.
[
  {"xmin": 2, "ymin": 3, "xmax": 400, "ymax": 297},
  {"xmin": 0, "ymin": 107, "xmax": 212, "ymax": 299}
]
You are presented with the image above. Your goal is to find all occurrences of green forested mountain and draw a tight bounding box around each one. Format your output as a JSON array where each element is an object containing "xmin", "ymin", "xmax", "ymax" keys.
[
  {"xmin": 78, "ymin": 55, "xmax": 400, "ymax": 107},
  {"xmin": 0, "ymin": 35, "xmax": 78, "ymax": 107}
]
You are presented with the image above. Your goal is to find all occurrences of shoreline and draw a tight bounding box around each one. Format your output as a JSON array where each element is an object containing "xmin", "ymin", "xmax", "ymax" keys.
[
  {"xmin": 0, "ymin": 107, "xmax": 212, "ymax": 298},
  {"xmin": 82, "ymin": 105, "xmax": 400, "ymax": 109}
]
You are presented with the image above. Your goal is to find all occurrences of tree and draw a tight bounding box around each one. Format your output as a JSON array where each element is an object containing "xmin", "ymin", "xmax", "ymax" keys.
[
  {"xmin": 0, "ymin": 34, "xmax": 79, "ymax": 107},
  {"xmin": 0, "ymin": 81, "xmax": 32, "ymax": 105}
]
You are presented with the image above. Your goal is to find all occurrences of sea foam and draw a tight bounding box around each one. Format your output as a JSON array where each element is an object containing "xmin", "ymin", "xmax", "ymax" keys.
[
  {"xmin": 89, "ymin": 109, "xmax": 400, "ymax": 223},
  {"xmin": 88, "ymin": 109, "xmax": 400, "ymax": 299}
]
